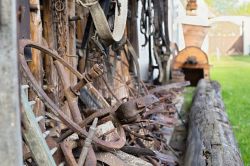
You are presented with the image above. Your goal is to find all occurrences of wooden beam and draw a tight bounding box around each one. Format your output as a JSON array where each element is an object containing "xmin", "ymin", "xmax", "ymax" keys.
[
  {"xmin": 127, "ymin": 0, "xmax": 139, "ymax": 55},
  {"xmin": 68, "ymin": 0, "xmax": 78, "ymax": 85},
  {"xmin": 185, "ymin": 79, "xmax": 243, "ymax": 166},
  {"xmin": 42, "ymin": 0, "xmax": 60, "ymax": 107},
  {"xmin": 29, "ymin": 0, "xmax": 45, "ymax": 130},
  {"xmin": 0, "ymin": 0, "xmax": 22, "ymax": 164}
]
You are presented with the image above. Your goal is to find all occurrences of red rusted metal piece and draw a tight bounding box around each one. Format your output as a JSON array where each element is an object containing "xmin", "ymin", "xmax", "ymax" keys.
[
  {"xmin": 60, "ymin": 140, "xmax": 78, "ymax": 166},
  {"xmin": 115, "ymin": 94, "xmax": 159, "ymax": 123},
  {"xmin": 71, "ymin": 64, "xmax": 104, "ymax": 95},
  {"xmin": 55, "ymin": 61, "xmax": 83, "ymax": 123}
]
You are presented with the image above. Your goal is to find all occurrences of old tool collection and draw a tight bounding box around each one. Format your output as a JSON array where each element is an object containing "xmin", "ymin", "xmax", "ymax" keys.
[{"xmin": 18, "ymin": 0, "xmax": 190, "ymax": 165}]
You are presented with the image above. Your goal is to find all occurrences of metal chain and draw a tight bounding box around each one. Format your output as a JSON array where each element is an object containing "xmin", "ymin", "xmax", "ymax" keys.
[
  {"xmin": 52, "ymin": 0, "xmax": 68, "ymax": 103},
  {"xmin": 53, "ymin": 0, "xmax": 67, "ymax": 57}
]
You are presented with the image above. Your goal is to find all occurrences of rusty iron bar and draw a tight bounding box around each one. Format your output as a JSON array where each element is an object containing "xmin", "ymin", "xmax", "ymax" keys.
[
  {"xmin": 30, "ymin": 4, "xmax": 44, "ymax": 12},
  {"xmin": 123, "ymin": 126, "xmax": 153, "ymax": 141},
  {"xmin": 83, "ymin": 83, "xmax": 111, "ymax": 108},
  {"xmin": 71, "ymin": 64, "xmax": 104, "ymax": 95},
  {"xmin": 19, "ymin": 39, "xmax": 83, "ymax": 79},
  {"xmin": 101, "ymin": 76, "xmax": 121, "ymax": 103},
  {"xmin": 78, "ymin": 118, "xmax": 98, "ymax": 166},
  {"xmin": 54, "ymin": 61, "xmax": 83, "ymax": 123},
  {"xmin": 60, "ymin": 140, "xmax": 78, "ymax": 166},
  {"xmin": 84, "ymin": 148, "xmax": 97, "ymax": 166},
  {"xmin": 57, "ymin": 103, "xmax": 120, "ymax": 142},
  {"xmin": 120, "ymin": 146, "xmax": 155, "ymax": 157}
]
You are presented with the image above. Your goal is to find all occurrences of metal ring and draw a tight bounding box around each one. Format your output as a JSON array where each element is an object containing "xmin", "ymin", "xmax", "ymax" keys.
[{"xmin": 55, "ymin": 0, "xmax": 65, "ymax": 12}]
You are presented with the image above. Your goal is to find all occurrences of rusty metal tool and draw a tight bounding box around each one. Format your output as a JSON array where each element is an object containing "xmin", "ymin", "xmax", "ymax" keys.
[
  {"xmin": 20, "ymin": 51, "xmax": 126, "ymax": 150},
  {"xmin": 60, "ymin": 140, "xmax": 78, "ymax": 166},
  {"xmin": 115, "ymin": 94, "xmax": 159, "ymax": 123},
  {"xmin": 71, "ymin": 64, "xmax": 104, "ymax": 95},
  {"xmin": 55, "ymin": 61, "xmax": 83, "ymax": 123},
  {"xmin": 78, "ymin": 118, "xmax": 98, "ymax": 166}
]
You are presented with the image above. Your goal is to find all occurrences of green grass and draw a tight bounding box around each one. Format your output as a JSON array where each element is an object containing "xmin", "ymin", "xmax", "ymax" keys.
[{"xmin": 210, "ymin": 55, "xmax": 250, "ymax": 165}]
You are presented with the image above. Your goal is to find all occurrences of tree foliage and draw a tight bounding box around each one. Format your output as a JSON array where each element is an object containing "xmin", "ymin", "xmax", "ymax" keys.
[
  {"xmin": 205, "ymin": 0, "xmax": 250, "ymax": 15},
  {"xmin": 230, "ymin": 2, "xmax": 250, "ymax": 15}
]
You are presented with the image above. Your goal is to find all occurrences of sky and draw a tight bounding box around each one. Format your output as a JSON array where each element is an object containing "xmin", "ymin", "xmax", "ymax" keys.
[{"xmin": 238, "ymin": 0, "xmax": 250, "ymax": 3}]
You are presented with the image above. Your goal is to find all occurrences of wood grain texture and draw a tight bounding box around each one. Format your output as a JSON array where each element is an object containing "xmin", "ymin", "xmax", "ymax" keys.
[
  {"xmin": 0, "ymin": 1, "xmax": 22, "ymax": 164},
  {"xmin": 21, "ymin": 88, "xmax": 56, "ymax": 166},
  {"xmin": 185, "ymin": 79, "xmax": 243, "ymax": 166},
  {"xmin": 29, "ymin": 0, "xmax": 45, "ymax": 130}
]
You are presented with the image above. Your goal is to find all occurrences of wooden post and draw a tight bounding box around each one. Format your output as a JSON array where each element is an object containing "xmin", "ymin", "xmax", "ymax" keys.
[
  {"xmin": 29, "ymin": 0, "xmax": 45, "ymax": 130},
  {"xmin": 53, "ymin": 0, "xmax": 77, "ymax": 84},
  {"xmin": 127, "ymin": 0, "xmax": 139, "ymax": 75},
  {"xmin": 68, "ymin": 0, "xmax": 78, "ymax": 85},
  {"xmin": 76, "ymin": 6, "xmax": 89, "ymax": 74},
  {"xmin": 185, "ymin": 79, "xmax": 243, "ymax": 166},
  {"xmin": 0, "ymin": 0, "xmax": 22, "ymax": 165},
  {"xmin": 29, "ymin": 0, "xmax": 43, "ymax": 88},
  {"xmin": 53, "ymin": 0, "xmax": 79, "ymax": 121},
  {"xmin": 127, "ymin": 0, "xmax": 139, "ymax": 55},
  {"xmin": 42, "ymin": 0, "xmax": 60, "ymax": 107}
]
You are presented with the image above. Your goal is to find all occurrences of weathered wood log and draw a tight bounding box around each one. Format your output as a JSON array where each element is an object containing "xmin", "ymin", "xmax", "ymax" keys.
[{"xmin": 184, "ymin": 79, "xmax": 243, "ymax": 166}]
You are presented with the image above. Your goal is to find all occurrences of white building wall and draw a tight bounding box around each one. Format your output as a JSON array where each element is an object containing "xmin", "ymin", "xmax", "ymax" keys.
[
  {"xmin": 137, "ymin": 1, "xmax": 150, "ymax": 80},
  {"xmin": 169, "ymin": 0, "xmax": 186, "ymax": 50},
  {"xmin": 243, "ymin": 17, "xmax": 250, "ymax": 55},
  {"xmin": 138, "ymin": 0, "xmax": 212, "ymax": 80},
  {"xmin": 168, "ymin": 0, "xmax": 211, "ymax": 53}
]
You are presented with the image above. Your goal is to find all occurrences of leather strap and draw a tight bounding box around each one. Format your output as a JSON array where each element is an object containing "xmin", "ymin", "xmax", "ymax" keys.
[{"xmin": 79, "ymin": 0, "xmax": 128, "ymax": 45}]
